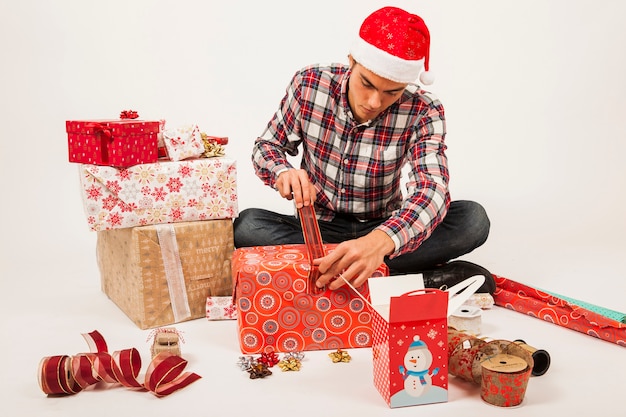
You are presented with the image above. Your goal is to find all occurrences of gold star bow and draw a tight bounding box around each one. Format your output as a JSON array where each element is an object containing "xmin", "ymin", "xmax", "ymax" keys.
[
  {"xmin": 328, "ymin": 349, "xmax": 351, "ymax": 363},
  {"xmin": 278, "ymin": 358, "xmax": 302, "ymax": 372}
]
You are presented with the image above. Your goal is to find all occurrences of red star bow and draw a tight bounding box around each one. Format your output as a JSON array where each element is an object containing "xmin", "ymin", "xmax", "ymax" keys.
[{"xmin": 120, "ymin": 110, "xmax": 139, "ymax": 119}]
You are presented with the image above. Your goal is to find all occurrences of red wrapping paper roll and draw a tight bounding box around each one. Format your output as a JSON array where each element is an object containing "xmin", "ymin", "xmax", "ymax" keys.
[{"xmin": 493, "ymin": 275, "xmax": 626, "ymax": 347}]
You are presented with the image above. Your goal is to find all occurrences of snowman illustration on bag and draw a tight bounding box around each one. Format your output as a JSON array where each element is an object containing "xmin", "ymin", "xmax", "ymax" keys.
[{"xmin": 398, "ymin": 335, "xmax": 440, "ymax": 397}]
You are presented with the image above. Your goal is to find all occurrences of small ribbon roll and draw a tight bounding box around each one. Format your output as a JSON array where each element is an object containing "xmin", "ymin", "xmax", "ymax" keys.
[
  {"xmin": 38, "ymin": 331, "xmax": 201, "ymax": 397},
  {"xmin": 148, "ymin": 328, "xmax": 184, "ymax": 359},
  {"xmin": 474, "ymin": 340, "xmax": 534, "ymax": 385},
  {"xmin": 513, "ymin": 339, "xmax": 551, "ymax": 376},
  {"xmin": 449, "ymin": 306, "xmax": 482, "ymax": 335},
  {"xmin": 480, "ymin": 353, "xmax": 532, "ymax": 407}
]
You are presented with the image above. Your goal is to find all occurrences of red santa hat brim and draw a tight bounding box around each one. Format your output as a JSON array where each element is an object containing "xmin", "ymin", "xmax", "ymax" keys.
[{"xmin": 350, "ymin": 36, "xmax": 425, "ymax": 84}]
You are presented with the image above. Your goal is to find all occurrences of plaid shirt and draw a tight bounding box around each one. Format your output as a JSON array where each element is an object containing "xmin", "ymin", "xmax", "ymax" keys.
[{"xmin": 252, "ymin": 64, "xmax": 450, "ymax": 257}]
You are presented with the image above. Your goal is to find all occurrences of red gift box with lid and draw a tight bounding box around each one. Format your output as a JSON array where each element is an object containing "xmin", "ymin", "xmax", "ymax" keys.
[
  {"xmin": 232, "ymin": 205, "xmax": 389, "ymax": 354},
  {"xmin": 67, "ymin": 118, "xmax": 160, "ymax": 167}
]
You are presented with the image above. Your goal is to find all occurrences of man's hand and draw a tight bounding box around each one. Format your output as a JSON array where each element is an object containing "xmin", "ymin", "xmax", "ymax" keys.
[
  {"xmin": 313, "ymin": 230, "xmax": 395, "ymax": 290},
  {"xmin": 275, "ymin": 169, "xmax": 315, "ymax": 208}
]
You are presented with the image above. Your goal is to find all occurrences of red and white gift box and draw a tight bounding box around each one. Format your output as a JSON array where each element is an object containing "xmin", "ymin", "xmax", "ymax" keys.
[
  {"xmin": 206, "ymin": 296, "xmax": 238, "ymax": 320},
  {"xmin": 79, "ymin": 157, "xmax": 237, "ymax": 231},
  {"xmin": 67, "ymin": 119, "xmax": 160, "ymax": 167},
  {"xmin": 162, "ymin": 124, "xmax": 205, "ymax": 161}
]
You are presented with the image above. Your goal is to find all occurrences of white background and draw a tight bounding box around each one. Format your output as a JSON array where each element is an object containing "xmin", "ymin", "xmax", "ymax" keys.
[{"xmin": 1, "ymin": 1, "xmax": 625, "ymax": 416}]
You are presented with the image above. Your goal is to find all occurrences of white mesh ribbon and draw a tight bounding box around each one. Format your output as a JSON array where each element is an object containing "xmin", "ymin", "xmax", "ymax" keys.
[{"xmin": 156, "ymin": 224, "xmax": 191, "ymax": 322}]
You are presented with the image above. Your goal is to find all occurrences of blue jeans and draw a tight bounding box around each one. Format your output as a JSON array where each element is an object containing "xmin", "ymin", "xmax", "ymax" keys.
[{"xmin": 233, "ymin": 200, "xmax": 490, "ymax": 274}]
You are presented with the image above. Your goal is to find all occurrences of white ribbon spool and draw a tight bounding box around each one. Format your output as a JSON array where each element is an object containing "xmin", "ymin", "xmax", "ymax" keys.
[{"xmin": 449, "ymin": 305, "xmax": 482, "ymax": 335}]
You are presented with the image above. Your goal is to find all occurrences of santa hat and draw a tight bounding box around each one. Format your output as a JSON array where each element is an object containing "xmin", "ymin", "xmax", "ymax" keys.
[
  {"xmin": 408, "ymin": 335, "xmax": 427, "ymax": 351},
  {"xmin": 350, "ymin": 6, "xmax": 434, "ymax": 85}
]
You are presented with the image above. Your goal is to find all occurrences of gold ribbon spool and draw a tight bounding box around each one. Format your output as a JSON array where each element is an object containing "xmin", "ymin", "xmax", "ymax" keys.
[
  {"xmin": 480, "ymin": 353, "xmax": 532, "ymax": 407},
  {"xmin": 474, "ymin": 339, "xmax": 534, "ymax": 383}
]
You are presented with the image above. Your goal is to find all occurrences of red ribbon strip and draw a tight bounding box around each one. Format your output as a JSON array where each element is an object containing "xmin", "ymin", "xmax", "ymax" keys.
[
  {"xmin": 38, "ymin": 330, "xmax": 201, "ymax": 397},
  {"xmin": 298, "ymin": 205, "xmax": 326, "ymax": 294},
  {"xmin": 85, "ymin": 122, "xmax": 113, "ymax": 164}
]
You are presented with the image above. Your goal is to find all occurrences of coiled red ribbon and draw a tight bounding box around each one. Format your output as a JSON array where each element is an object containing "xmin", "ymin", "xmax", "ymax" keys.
[{"xmin": 38, "ymin": 330, "xmax": 201, "ymax": 397}]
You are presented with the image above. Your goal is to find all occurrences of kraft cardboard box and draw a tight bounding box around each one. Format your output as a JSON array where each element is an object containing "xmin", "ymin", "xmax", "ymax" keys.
[{"xmin": 97, "ymin": 219, "xmax": 234, "ymax": 329}]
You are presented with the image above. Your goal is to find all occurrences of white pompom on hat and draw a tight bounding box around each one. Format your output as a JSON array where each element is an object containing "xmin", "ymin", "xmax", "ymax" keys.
[
  {"xmin": 407, "ymin": 335, "xmax": 427, "ymax": 351},
  {"xmin": 350, "ymin": 6, "xmax": 434, "ymax": 85}
]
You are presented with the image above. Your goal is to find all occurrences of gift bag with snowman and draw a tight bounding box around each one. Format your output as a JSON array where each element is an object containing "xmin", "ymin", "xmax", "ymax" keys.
[{"xmin": 367, "ymin": 274, "xmax": 484, "ymax": 408}]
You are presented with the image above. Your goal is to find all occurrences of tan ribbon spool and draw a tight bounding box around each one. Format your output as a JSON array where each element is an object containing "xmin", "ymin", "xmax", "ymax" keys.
[
  {"xmin": 448, "ymin": 328, "xmax": 487, "ymax": 383},
  {"xmin": 513, "ymin": 339, "xmax": 551, "ymax": 376},
  {"xmin": 480, "ymin": 353, "xmax": 532, "ymax": 407},
  {"xmin": 474, "ymin": 340, "xmax": 534, "ymax": 382}
]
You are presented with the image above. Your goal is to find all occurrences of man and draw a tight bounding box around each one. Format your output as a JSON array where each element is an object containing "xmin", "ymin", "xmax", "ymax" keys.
[{"xmin": 234, "ymin": 6, "xmax": 494, "ymax": 294}]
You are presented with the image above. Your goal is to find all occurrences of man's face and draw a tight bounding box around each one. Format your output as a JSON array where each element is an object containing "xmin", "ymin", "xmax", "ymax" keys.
[{"xmin": 347, "ymin": 61, "xmax": 407, "ymax": 124}]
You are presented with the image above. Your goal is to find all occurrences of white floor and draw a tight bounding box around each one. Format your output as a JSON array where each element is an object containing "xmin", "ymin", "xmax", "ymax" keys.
[
  {"xmin": 1, "ymin": 1, "xmax": 625, "ymax": 415},
  {"xmin": 2, "ymin": 231, "xmax": 624, "ymax": 417}
]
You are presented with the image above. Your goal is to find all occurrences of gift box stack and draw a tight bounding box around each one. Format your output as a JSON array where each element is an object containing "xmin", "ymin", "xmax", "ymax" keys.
[{"xmin": 67, "ymin": 111, "xmax": 238, "ymax": 329}]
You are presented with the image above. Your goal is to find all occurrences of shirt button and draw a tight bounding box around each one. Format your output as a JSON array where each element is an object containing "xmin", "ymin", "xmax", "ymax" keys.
[
  {"xmin": 343, "ymin": 158, "xmax": 349, "ymax": 165},
  {"xmin": 341, "ymin": 188, "xmax": 346, "ymax": 194}
]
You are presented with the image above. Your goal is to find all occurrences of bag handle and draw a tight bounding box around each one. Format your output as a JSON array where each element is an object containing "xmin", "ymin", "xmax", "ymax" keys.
[
  {"xmin": 340, "ymin": 273, "xmax": 485, "ymax": 317},
  {"xmin": 445, "ymin": 275, "xmax": 485, "ymax": 316},
  {"xmin": 297, "ymin": 205, "xmax": 325, "ymax": 294}
]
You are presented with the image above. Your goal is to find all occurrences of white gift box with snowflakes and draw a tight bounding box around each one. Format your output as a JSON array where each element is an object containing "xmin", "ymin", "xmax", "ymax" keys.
[
  {"xmin": 162, "ymin": 124, "xmax": 206, "ymax": 161},
  {"xmin": 79, "ymin": 157, "xmax": 238, "ymax": 231},
  {"xmin": 206, "ymin": 296, "xmax": 237, "ymax": 320}
]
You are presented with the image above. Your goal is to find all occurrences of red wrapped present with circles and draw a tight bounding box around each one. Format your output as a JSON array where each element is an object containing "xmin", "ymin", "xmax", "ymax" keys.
[
  {"xmin": 66, "ymin": 117, "xmax": 159, "ymax": 167},
  {"xmin": 232, "ymin": 206, "xmax": 389, "ymax": 354}
]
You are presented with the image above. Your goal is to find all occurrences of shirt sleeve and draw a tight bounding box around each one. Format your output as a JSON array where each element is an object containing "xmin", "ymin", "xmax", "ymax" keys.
[
  {"xmin": 376, "ymin": 95, "xmax": 451, "ymax": 258},
  {"xmin": 251, "ymin": 70, "xmax": 304, "ymax": 189}
]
